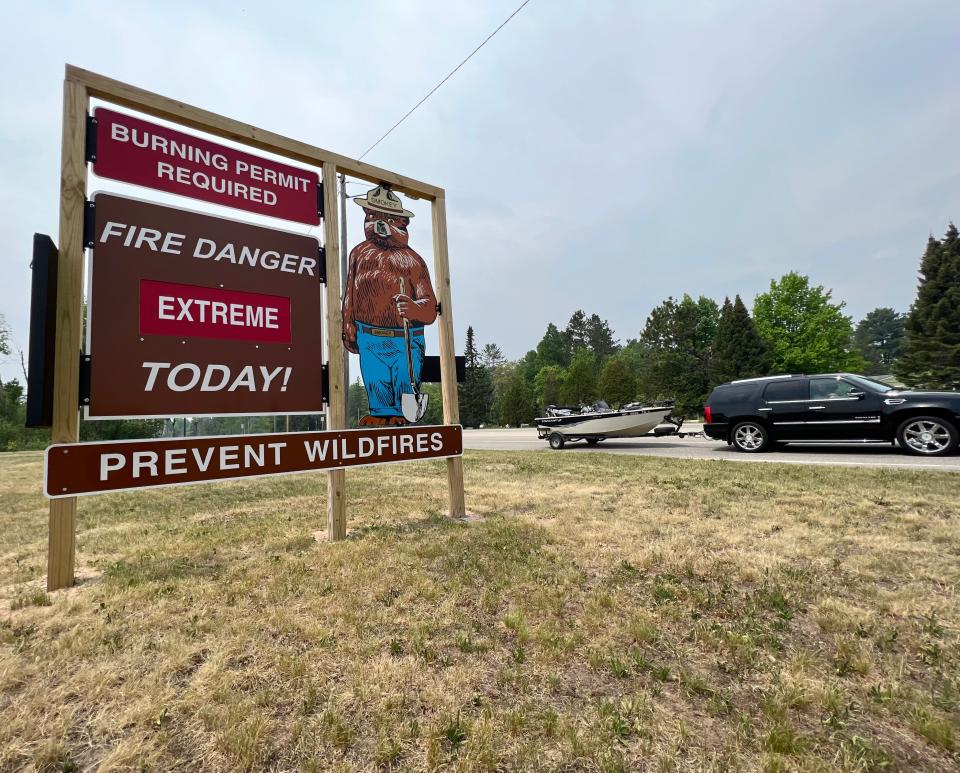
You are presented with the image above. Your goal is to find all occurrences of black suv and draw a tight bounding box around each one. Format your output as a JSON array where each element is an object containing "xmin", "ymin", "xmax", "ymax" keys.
[{"xmin": 704, "ymin": 374, "xmax": 960, "ymax": 456}]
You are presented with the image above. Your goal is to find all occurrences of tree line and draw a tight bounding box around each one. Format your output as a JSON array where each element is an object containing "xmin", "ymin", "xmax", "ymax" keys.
[{"xmin": 459, "ymin": 224, "xmax": 960, "ymax": 425}]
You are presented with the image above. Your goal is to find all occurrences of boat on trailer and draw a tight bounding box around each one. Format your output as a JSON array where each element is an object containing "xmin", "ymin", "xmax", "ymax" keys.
[{"xmin": 535, "ymin": 400, "xmax": 680, "ymax": 449}]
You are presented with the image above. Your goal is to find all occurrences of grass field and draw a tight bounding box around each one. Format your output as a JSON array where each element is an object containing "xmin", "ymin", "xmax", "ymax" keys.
[{"xmin": 1, "ymin": 450, "xmax": 958, "ymax": 771}]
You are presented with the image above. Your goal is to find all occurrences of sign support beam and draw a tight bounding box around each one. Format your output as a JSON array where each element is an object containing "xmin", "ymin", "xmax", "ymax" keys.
[
  {"xmin": 48, "ymin": 77, "xmax": 88, "ymax": 591},
  {"xmin": 322, "ymin": 162, "xmax": 347, "ymax": 539},
  {"xmin": 432, "ymin": 195, "xmax": 466, "ymax": 518}
]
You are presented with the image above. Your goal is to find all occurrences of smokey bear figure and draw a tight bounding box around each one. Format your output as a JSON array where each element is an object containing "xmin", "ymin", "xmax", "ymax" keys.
[{"xmin": 342, "ymin": 186, "xmax": 438, "ymax": 425}]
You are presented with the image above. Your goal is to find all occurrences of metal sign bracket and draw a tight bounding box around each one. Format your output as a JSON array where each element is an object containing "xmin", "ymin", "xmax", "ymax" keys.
[
  {"xmin": 79, "ymin": 353, "xmax": 91, "ymax": 407},
  {"xmin": 82, "ymin": 200, "xmax": 96, "ymax": 248},
  {"xmin": 84, "ymin": 114, "xmax": 98, "ymax": 163}
]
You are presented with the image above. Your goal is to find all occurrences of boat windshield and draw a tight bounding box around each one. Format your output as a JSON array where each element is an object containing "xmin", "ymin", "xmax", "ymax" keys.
[{"xmin": 846, "ymin": 374, "xmax": 895, "ymax": 393}]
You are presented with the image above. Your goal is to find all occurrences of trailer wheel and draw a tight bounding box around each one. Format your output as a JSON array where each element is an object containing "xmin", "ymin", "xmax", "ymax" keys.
[
  {"xmin": 586, "ymin": 438, "xmax": 600, "ymax": 445},
  {"xmin": 548, "ymin": 433, "xmax": 565, "ymax": 450}
]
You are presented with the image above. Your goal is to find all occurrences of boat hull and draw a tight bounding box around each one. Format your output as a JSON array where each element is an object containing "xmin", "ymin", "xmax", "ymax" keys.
[{"xmin": 536, "ymin": 408, "xmax": 672, "ymax": 438}]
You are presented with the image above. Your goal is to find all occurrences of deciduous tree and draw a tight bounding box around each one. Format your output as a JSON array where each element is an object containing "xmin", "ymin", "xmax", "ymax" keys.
[
  {"xmin": 494, "ymin": 366, "xmax": 535, "ymax": 427},
  {"xmin": 560, "ymin": 348, "xmax": 598, "ymax": 405},
  {"xmin": 753, "ymin": 272, "xmax": 863, "ymax": 374},
  {"xmin": 534, "ymin": 365, "xmax": 566, "ymax": 408},
  {"xmin": 598, "ymin": 355, "xmax": 636, "ymax": 408}
]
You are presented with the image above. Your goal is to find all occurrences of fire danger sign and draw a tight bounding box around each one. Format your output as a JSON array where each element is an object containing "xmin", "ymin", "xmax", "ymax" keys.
[{"xmin": 86, "ymin": 193, "xmax": 324, "ymax": 418}]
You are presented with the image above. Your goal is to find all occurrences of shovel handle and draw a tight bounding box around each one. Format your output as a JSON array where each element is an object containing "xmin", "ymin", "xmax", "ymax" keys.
[
  {"xmin": 399, "ymin": 278, "xmax": 408, "ymax": 331},
  {"xmin": 399, "ymin": 279, "xmax": 416, "ymax": 384}
]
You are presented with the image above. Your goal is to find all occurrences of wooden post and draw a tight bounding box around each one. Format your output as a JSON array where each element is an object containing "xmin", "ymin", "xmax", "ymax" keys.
[
  {"xmin": 322, "ymin": 162, "xmax": 347, "ymax": 539},
  {"xmin": 47, "ymin": 78, "xmax": 88, "ymax": 590},
  {"xmin": 431, "ymin": 195, "xmax": 466, "ymax": 518}
]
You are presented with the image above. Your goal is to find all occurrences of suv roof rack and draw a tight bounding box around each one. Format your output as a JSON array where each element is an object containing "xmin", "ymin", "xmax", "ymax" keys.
[{"xmin": 730, "ymin": 374, "xmax": 805, "ymax": 384}]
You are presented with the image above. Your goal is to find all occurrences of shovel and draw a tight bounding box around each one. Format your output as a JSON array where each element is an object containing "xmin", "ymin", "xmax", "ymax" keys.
[{"xmin": 398, "ymin": 278, "xmax": 428, "ymax": 423}]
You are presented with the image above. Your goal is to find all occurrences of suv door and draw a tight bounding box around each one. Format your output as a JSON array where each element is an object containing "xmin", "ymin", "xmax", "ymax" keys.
[
  {"xmin": 804, "ymin": 377, "xmax": 884, "ymax": 439},
  {"xmin": 760, "ymin": 379, "xmax": 810, "ymax": 439}
]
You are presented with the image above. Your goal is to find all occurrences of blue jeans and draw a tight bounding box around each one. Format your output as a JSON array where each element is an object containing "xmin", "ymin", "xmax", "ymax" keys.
[{"xmin": 356, "ymin": 321, "xmax": 425, "ymax": 417}]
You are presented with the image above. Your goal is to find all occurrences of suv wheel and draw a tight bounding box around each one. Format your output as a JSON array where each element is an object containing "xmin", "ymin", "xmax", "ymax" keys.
[
  {"xmin": 897, "ymin": 416, "xmax": 958, "ymax": 456},
  {"xmin": 731, "ymin": 421, "xmax": 770, "ymax": 453}
]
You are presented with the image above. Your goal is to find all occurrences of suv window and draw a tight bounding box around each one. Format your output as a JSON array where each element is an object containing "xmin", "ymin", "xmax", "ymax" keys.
[
  {"xmin": 809, "ymin": 378, "xmax": 858, "ymax": 400},
  {"xmin": 763, "ymin": 380, "xmax": 807, "ymax": 402},
  {"xmin": 713, "ymin": 385, "xmax": 756, "ymax": 403}
]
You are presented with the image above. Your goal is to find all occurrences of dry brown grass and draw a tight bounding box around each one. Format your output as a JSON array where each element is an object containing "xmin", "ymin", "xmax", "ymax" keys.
[{"xmin": 1, "ymin": 449, "xmax": 958, "ymax": 771}]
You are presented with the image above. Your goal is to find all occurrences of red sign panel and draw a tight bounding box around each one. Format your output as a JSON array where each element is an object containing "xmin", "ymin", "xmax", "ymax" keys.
[
  {"xmin": 139, "ymin": 280, "xmax": 292, "ymax": 344},
  {"xmin": 93, "ymin": 108, "xmax": 320, "ymax": 225},
  {"xmin": 87, "ymin": 193, "xmax": 323, "ymax": 418},
  {"xmin": 44, "ymin": 425, "xmax": 464, "ymax": 497}
]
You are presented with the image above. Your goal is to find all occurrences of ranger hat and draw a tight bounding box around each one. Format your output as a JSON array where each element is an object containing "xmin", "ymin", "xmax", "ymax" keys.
[{"xmin": 352, "ymin": 185, "xmax": 414, "ymax": 218}]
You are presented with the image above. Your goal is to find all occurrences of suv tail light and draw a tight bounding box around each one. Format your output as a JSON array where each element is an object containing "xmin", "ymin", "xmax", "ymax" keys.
[{"xmin": 704, "ymin": 406, "xmax": 712, "ymax": 424}]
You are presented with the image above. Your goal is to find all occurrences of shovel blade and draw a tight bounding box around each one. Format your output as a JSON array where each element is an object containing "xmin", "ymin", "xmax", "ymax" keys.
[{"xmin": 401, "ymin": 392, "xmax": 428, "ymax": 423}]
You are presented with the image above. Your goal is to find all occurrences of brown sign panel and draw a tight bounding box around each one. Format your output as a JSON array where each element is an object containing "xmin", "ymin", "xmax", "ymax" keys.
[
  {"xmin": 44, "ymin": 425, "xmax": 463, "ymax": 497},
  {"xmin": 87, "ymin": 193, "xmax": 324, "ymax": 418}
]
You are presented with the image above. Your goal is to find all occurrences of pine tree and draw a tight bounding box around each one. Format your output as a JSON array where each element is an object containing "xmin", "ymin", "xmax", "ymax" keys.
[
  {"xmin": 536, "ymin": 323, "xmax": 569, "ymax": 368},
  {"xmin": 896, "ymin": 225, "xmax": 960, "ymax": 389},
  {"xmin": 637, "ymin": 295, "xmax": 719, "ymax": 416},
  {"xmin": 0, "ymin": 314, "xmax": 10, "ymax": 358},
  {"xmin": 565, "ymin": 310, "xmax": 590, "ymax": 359},
  {"xmin": 481, "ymin": 343, "xmax": 505, "ymax": 370},
  {"xmin": 459, "ymin": 327, "xmax": 493, "ymax": 427},
  {"xmin": 709, "ymin": 295, "xmax": 771, "ymax": 386},
  {"xmin": 854, "ymin": 307, "xmax": 906, "ymax": 374},
  {"xmin": 585, "ymin": 314, "xmax": 620, "ymax": 361},
  {"xmin": 347, "ymin": 378, "xmax": 369, "ymax": 427}
]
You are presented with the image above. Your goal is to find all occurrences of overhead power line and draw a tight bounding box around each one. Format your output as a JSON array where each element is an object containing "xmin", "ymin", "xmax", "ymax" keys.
[{"xmin": 357, "ymin": 0, "xmax": 532, "ymax": 161}]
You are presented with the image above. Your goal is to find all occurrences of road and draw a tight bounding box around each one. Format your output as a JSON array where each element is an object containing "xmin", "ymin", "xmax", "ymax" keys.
[{"xmin": 462, "ymin": 427, "xmax": 960, "ymax": 472}]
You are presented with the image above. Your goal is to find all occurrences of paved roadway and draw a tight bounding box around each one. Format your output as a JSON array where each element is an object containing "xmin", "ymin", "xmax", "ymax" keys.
[{"xmin": 463, "ymin": 427, "xmax": 960, "ymax": 472}]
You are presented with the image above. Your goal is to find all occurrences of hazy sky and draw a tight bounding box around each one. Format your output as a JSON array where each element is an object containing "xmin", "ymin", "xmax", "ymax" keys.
[{"xmin": 2, "ymin": 0, "xmax": 959, "ymax": 382}]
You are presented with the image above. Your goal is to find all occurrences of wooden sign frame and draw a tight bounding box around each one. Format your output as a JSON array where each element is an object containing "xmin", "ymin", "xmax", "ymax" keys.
[{"xmin": 47, "ymin": 65, "xmax": 465, "ymax": 591}]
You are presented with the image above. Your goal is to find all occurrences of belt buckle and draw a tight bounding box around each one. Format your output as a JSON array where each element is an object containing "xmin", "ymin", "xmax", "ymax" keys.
[{"xmin": 371, "ymin": 327, "xmax": 393, "ymax": 337}]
